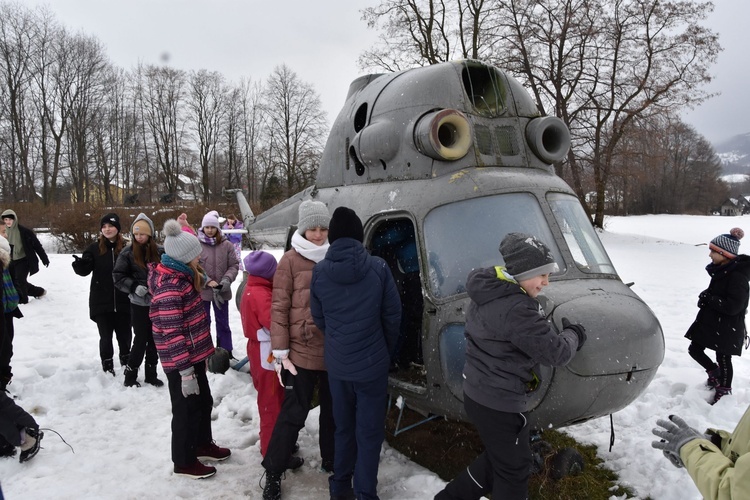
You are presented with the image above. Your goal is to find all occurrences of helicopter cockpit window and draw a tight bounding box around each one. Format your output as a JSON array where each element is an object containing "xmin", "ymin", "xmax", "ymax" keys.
[
  {"xmin": 548, "ymin": 193, "xmax": 616, "ymax": 275},
  {"xmin": 423, "ymin": 193, "xmax": 564, "ymax": 298},
  {"xmin": 461, "ymin": 61, "xmax": 506, "ymax": 118}
]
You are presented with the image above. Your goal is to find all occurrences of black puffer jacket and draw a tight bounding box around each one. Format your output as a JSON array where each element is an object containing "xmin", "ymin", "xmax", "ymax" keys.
[
  {"xmin": 686, "ymin": 255, "xmax": 750, "ymax": 356},
  {"xmin": 72, "ymin": 240, "xmax": 130, "ymax": 320},
  {"xmin": 462, "ymin": 266, "xmax": 579, "ymax": 413},
  {"xmin": 112, "ymin": 244, "xmax": 164, "ymax": 307}
]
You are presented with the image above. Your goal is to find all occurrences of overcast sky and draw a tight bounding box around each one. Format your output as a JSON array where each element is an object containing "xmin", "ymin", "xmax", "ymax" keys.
[{"xmin": 21, "ymin": 0, "xmax": 750, "ymax": 146}]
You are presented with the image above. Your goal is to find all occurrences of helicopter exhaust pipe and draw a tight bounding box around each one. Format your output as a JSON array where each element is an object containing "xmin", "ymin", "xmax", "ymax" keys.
[
  {"xmin": 525, "ymin": 116, "xmax": 571, "ymax": 164},
  {"xmin": 414, "ymin": 109, "xmax": 472, "ymax": 161}
]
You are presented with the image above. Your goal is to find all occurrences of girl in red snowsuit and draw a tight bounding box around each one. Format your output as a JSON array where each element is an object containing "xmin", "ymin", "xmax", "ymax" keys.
[{"xmin": 240, "ymin": 251, "xmax": 283, "ymax": 456}]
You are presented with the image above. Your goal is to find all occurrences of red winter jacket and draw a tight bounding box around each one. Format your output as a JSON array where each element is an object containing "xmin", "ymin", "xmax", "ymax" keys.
[{"xmin": 148, "ymin": 262, "xmax": 214, "ymax": 373}]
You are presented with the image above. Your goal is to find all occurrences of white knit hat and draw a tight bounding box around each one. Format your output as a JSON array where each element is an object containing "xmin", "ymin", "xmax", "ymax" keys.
[
  {"xmin": 297, "ymin": 200, "xmax": 330, "ymax": 235},
  {"xmin": 163, "ymin": 219, "xmax": 202, "ymax": 263}
]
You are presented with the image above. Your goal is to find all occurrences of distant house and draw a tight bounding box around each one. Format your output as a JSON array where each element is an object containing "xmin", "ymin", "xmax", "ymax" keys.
[
  {"xmin": 719, "ymin": 198, "xmax": 742, "ymax": 216},
  {"xmin": 70, "ymin": 181, "xmax": 127, "ymax": 204},
  {"xmin": 156, "ymin": 174, "xmax": 204, "ymax": 203},
  {"xmin": 740, "ymin": 195, "xmax": 750, "ymax": 214}
]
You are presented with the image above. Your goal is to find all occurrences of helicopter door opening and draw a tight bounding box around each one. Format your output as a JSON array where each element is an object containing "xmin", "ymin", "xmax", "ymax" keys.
[{"xmin": 369, "ymin": 217, "xmax": 426, "ymax": 385}]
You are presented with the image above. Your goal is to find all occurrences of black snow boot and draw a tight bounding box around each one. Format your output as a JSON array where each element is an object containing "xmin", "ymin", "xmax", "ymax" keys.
[
  {"xmin": 19, "ymin": 428, "xmax": 43, "ymax": 463},
  {"xmin": 119, "ymin": 353, "xmax": 130, "ymax": 368},
  {"xmin": 262, "ymin": 471, "xmax": 283, "ymax": 500},
  {"xmin": 144, "ymin": 364, "xmax": 164, "ymax": 387},
  {"xmin": 102, "ymin": 359, "xmax": 115, "ymax": 376},
  {"xmin": 123, "ymin": 366, "xmax": 141, "ymax": 387}
]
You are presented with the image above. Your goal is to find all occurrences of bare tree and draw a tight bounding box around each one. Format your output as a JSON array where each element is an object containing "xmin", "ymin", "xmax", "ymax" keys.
[
  {"xmin": 138, "ymin": 64, "xmax": 187, "ymax": 198},
  {"xmin": 0, "ymin": 2, "xmax": 39, "ymax": 202},
  {"xmin": 187, "ymin": 69, "xmax": 225, "ymax": 202},
  {"xmin": 361, "ymin": 0, "xmax": 721, "ymax": 226},
  {"xmin": 263, "ymin": 65, "xmax": 327, "ymax": 196}
]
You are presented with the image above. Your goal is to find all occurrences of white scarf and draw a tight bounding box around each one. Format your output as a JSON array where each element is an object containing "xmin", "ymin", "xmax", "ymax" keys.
[{"xmin": 291, "ymin": 231, "xmax": 329, "ymax": 263}]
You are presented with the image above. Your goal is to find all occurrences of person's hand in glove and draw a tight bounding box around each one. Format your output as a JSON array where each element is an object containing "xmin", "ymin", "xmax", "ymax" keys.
[
  {"xmin": 651, "ymin": 415, "xmax": 705, "ymax": 468},
  {"xmin": 272, "ymin": 349, "xmax": 298, "ymax": 387},
  {"xmin": 220, "ymin": 278, "xmax": 232, "ymax": 294},
  {"xmin": 212, "ymin": 286, "xmax": 225, "ymax": 309},
  {"xmin": 562, "ymin": 317, "xmax": 587, "ymax": 351},
  {"xmin": 135, "ymin": 285, "xmax": 149, "ymax": 297},
  {"xmin": 697, "ymin": 289, "xmax": 712, "ymax": 308},
  {"xmin": 179, "ymin": 367, "xmax": 199, "ymax": 397}
]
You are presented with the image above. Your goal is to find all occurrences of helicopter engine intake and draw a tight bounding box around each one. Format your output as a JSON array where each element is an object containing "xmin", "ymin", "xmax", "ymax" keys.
[
  {"xmin": 414, "ymin": 109, "xmax": 472, "ymax": 161},
  {"xmin": 525, "ymin": 116, "xmax": 571, "ymax": 164}
]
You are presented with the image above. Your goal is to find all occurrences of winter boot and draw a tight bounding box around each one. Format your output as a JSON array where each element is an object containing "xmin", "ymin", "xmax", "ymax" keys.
[
  {"xmin": 123, "ymin": 366, "xmax": 141, "ymax": 387},
  {"xmin": 102, "ymin": 359, "xmax": 115, "ymax": 376},
  {"xmin": 173, "ymin": 460, "xmax": 217, "ymax": 479},
  {"xmin": 706, "ymin": 366, "xmax": 721, "ymax": 388},
  {"xmin": 119, "ymin": 353, "xmax": 130, "ymax": 368},
  {"xmin": 711, "ymin": 386, "xmax": 732, "ymax": 405},
  {"xmin": 144, "ymin": 364, "xmax": 164, "ymax": 387},
  {"xmin": 286, "ymin": 455, "xmax": 304, "ymax": 471},
  {"xmin": 19, "ymin": 428, "xmax": 43, "ymax": 463},
  {"xmin": 262, "ymin": 471, "xmax": 283, "ymax": 500}
]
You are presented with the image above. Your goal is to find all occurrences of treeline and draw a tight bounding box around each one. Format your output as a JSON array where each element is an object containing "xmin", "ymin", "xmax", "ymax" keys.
[
  {"xmin": 0, "ymin": 2, "xmax": 326, "ymax": 209},
  {"xmin": 0, "ymin": 1, "xmax": 732, "ymax": 224}
]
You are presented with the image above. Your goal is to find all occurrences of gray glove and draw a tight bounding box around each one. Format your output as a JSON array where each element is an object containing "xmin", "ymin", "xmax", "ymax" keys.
[
  {"xmin": 179, "ymin": 367, "xmax": 199, "ymax": 397},
  {"xmin": 135, "ymin": 285, "xmax": 149, "ymax": 297},
  {"xmin": 212, "ymin": 287, "xmax": 225, "ymax": 309},
  {"xmin": 651, "ymin": 415, "xmax": 704, "ymax": 468},
  {"xmin": 219, "ymin": 278, "xmax": 231, "ymax": 294}
]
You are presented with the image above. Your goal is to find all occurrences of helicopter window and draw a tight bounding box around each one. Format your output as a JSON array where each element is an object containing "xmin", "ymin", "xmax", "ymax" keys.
[
  {"xmin": 461, "ymin": 61, "xmax": 506, "ymax": 117},
  {"xmin": 423, "ymin": 193, "xmax": 564, "ymax": 298},
  {"xmin": 548, "ymin": 193, "xmax": 616, "ymax": 275}
]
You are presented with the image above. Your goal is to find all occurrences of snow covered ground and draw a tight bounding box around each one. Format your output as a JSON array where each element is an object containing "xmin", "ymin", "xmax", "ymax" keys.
[{"xmin": 1, "ymin": 214, "xmax": 749, "ymax": 499}]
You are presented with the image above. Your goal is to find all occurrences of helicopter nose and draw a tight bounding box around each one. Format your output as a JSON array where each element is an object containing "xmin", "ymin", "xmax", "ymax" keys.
[{"xmin": 552, "ymin": 289, "xmax": 663, "ymax": 376}]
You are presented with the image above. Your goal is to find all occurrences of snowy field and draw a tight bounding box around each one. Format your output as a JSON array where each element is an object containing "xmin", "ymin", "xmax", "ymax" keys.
[{"xmin": 1, "ymin": 213, "xmax": 749, "ymax": 499}]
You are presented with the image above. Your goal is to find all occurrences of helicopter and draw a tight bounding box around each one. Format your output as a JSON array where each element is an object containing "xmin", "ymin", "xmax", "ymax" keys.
[{"xmin": 231, "ymin": 59, "xmax": 664, "ymax": 434}]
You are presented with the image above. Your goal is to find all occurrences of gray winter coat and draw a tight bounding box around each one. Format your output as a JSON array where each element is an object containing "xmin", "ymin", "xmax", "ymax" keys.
[{"xmin": 462, "ymin": 266, "xmax": 579, "ymax": 413}]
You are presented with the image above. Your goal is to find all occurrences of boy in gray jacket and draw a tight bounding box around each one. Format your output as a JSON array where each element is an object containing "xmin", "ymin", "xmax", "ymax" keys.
[{"xmin": 436, "ymin": 232, "xmax": 586, "ymax": 500}]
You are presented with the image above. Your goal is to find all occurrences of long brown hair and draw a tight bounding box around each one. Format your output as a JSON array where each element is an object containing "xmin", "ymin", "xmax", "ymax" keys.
[
  {"xmin": 188, "ymin": 261, "xmax": 206, "ymax": 291},
  {"xmin": 132, "ymin": 236, "xmax": 161, "ymax": 268},
  {"xmin": 98, "ymin": 233, "xmax": 125, "ymax": 257}
]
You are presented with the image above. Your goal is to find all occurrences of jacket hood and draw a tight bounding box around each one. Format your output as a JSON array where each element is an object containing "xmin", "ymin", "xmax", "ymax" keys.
[
  {"xmin": 466, "ymin": 266, "xmax": 522, "ymax": 306},
  {"xmin": 320, "ymin": 238, "xmax": 370, "ymax": 285},
  {"xmin": 1, "ymin": 209, "xmax": 18, "ymax": 224}
]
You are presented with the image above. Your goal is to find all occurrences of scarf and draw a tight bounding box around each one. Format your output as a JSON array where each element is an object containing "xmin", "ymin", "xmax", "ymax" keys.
[
  {"xmin": 161, "ymin": 254, "xmax": 195, "ymax": 278},
  {"xmin": 291, "ymin": 231, "xmax": 329, "ymax": 263},
  {"xmin": 2, "ymin": 268, "xmax": 18, "ymax": 313},
  {"xmin": 198, "ymin": 229, "xmax": 218, "ymax": 246},
  {"xmin": 4, "ymin": 216, "xmax": 24, "ymax": 261},
  {"xmin": 706, "ymin": 259, "xmax": 738, "ymax": 278}
]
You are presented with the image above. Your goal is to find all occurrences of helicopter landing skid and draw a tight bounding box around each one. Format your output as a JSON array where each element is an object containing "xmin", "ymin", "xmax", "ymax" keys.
[{"xmin": 387, "ymin": 395, "xmax": 442, "ymax": 436}]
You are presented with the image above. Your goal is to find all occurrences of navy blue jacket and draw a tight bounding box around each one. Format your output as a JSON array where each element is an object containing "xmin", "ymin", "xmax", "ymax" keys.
[{"xmin": 310, "ymin": 238, "xmax": 401, "ymax": 382}]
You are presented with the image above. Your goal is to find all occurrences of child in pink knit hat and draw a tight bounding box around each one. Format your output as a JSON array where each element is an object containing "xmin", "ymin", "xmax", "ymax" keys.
[{"xmin": 177, "ymin": 213, "xmax": 197, "ymax": 236}]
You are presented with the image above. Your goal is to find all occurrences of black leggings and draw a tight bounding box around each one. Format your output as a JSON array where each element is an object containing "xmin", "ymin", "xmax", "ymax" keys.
[{"xmin": 688, "ymin": 342, "xmax": 733, "ymax": 388}]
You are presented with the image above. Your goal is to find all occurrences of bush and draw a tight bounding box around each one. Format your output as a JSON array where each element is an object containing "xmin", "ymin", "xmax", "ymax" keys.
[{"xmin": 39, "ymin": 202, "xmax": 242, "ymax": 253}]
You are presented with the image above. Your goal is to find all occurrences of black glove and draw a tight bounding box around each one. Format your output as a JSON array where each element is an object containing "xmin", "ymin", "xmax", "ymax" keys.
[
  {"xmin": 72, "ymin": 255, "xmax": 81, "ymax": 261},
  {"xmin": 562, "ymin": 317, "xmax": 586, "ymax": 351}
]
